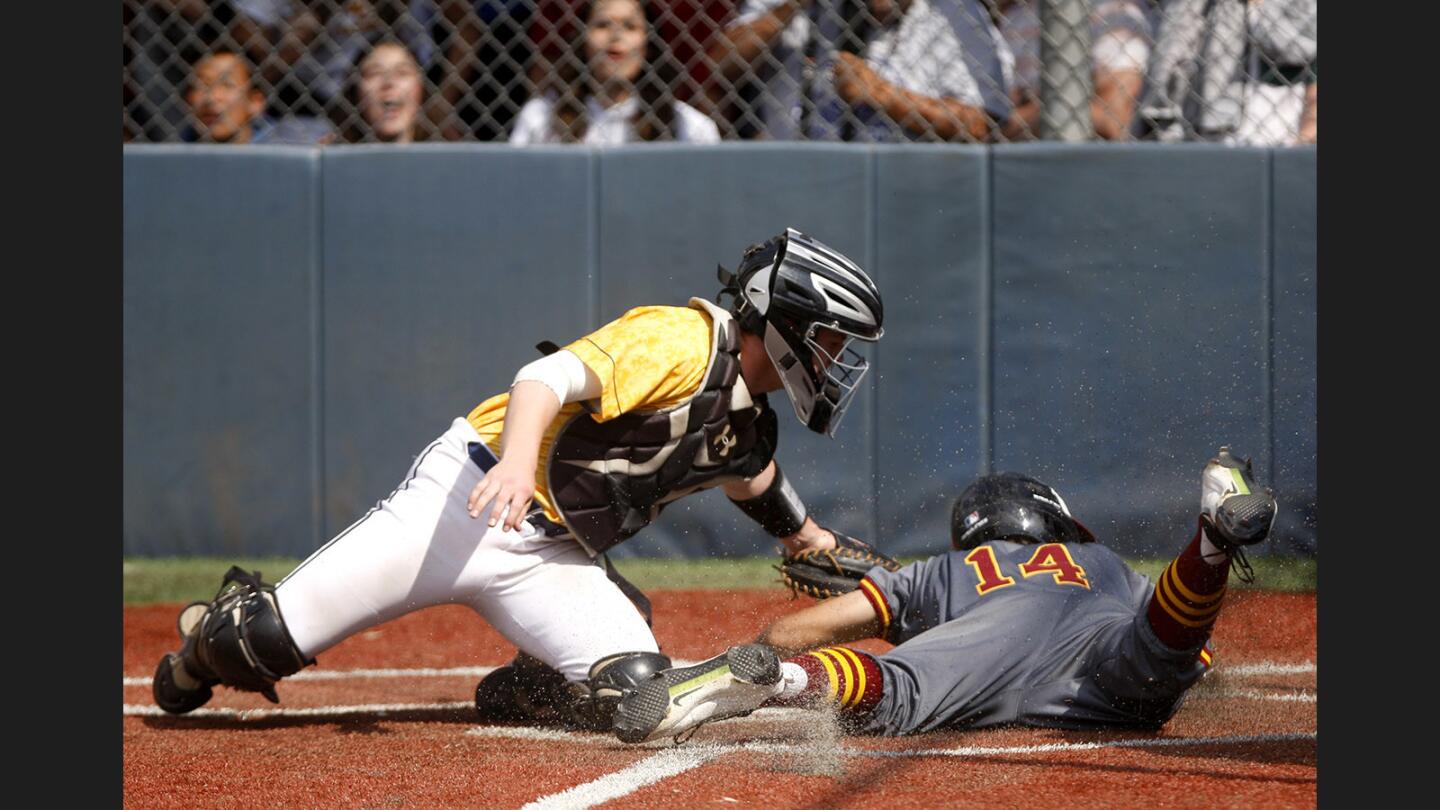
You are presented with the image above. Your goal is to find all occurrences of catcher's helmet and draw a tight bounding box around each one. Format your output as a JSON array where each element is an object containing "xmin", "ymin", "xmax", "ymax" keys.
[
  {"xmin": 950, "ymin": 473, "xmax": 1096, "ymax": 550},
  {"xmin": 716, "ymin": 228, "xmax": 883, "ymax": 437}
]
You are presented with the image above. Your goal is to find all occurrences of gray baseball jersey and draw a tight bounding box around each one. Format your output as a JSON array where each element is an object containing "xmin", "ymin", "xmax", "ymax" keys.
[{"xmin": 856, "ymin": 540, "xmax": 1209, "ymax": 735}]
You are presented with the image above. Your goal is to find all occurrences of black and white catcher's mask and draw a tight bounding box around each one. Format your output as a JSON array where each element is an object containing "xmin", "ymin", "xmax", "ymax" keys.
[{"xmin": 718, "ymin": 228, "xmax": 884, "ymax": 437}]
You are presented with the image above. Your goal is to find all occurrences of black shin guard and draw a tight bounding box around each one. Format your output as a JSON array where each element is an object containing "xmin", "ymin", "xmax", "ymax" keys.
[{"xmin": 153, "ymin": 567, "xmax": 314, "ymax": 713}]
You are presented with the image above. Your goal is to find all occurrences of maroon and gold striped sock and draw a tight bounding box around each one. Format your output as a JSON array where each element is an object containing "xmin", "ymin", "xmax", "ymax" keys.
[
  {"xmin": 771, "ymin": 646, "xmax": 883, "ymax": 716},
  {"xmin": 1146, "ymin": 521, "xmax": 1230, "ymax": 650}
]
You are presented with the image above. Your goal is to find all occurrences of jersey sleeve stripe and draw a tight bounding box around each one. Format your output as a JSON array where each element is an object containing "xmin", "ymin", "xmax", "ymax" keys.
[{"xmin": 858, "ymin": 576, "xmax": 891, "ymax": 634}]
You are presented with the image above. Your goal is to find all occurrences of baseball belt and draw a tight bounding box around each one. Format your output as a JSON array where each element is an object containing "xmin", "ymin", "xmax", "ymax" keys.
[{"xmin": 466, "ymin": 441, "xmax": 573, "ymax": 539}]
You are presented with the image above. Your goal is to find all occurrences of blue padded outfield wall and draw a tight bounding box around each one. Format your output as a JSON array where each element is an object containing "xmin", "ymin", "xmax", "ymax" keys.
[{"xmin": 123, "ymin": 143, "xmax": 1316, "ymax": 559}]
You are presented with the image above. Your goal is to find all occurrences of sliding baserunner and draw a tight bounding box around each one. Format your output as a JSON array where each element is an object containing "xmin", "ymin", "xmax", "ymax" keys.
[{"xmin": 614, "ymin": 447, "xmax": 1276, "ymax": 742}]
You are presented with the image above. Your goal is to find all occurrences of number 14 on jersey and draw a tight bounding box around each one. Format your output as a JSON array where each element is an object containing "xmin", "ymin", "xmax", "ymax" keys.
[{"xmin": 963, "ymin": 543, "xmax": 1091, "ymax": 595}]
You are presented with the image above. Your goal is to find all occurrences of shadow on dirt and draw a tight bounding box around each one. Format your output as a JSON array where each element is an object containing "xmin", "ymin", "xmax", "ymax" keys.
[
  {"xmin": 903, "ymin": 751, "xmax": 1315, "ymax": 785},
  {"xmin": 138, "ymin": 705, "xmax": 490, "ymax": 732}
]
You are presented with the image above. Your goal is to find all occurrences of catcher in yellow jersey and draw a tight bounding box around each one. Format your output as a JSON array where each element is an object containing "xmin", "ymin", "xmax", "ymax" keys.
[{"xmin": 152, "ymin": 227, "xmax": 895, "ymax": 732}]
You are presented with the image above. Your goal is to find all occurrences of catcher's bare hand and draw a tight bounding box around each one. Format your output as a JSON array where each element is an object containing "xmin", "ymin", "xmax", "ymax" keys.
[{"xmin": 468, "ymin": 456, "xmax": 536, "ymax": 532}]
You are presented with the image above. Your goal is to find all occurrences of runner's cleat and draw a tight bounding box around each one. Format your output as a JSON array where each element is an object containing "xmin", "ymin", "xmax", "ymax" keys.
[
  {"xmin": 1200, "ymin": 446, "xmax": 1277, "ymax": 549},
  {"xmin": 1199, "ymin": 446, "xmax": 1277, "ymax": 583},
  {"xmin": 612, "ymin": 644, "xmax": 782, "ymax": 744}
]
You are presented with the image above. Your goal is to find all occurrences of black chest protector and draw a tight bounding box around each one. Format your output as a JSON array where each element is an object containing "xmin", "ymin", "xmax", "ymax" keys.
[{"xmin": 545, "ymin": 299, "xmax": 779, "ymax": 557}]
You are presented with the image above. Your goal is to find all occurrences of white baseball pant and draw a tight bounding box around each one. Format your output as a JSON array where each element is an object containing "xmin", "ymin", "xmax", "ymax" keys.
[{"xmin": 273, "ymin": 418, "xmax": 659, "ymax": 681}]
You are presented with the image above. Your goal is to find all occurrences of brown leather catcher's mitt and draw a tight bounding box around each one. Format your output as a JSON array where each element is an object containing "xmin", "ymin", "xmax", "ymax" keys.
[{"xmin": 778, "ymin": 531, "xmax": 902, "ymax": 599}]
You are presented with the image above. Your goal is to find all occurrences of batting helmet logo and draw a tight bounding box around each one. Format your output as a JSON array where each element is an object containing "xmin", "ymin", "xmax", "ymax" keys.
[{"xmin": 950, "ymin": 473, "xmax": 1096, "ymax": 550}]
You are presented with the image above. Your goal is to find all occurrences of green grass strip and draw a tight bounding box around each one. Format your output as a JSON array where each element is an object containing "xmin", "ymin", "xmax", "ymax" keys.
[
  {"xmin": 123, "ymin": 557, "xmax": 306, "ymax": 606},
  {"xmin": 124, "ymin": 555, "xmax": 1315, "ymax": 605}
]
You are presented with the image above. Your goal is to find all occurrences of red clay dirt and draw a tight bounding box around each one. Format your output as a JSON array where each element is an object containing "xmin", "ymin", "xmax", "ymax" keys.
[{"xmin": 124, "ymin": 588, "xmax": 1316, "ymax": 808}]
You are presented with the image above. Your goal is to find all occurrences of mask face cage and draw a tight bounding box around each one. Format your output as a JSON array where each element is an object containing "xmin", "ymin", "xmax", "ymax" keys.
[{"xmin": 764, "ymin": 316, "xmax": 874, "ymax": 437}]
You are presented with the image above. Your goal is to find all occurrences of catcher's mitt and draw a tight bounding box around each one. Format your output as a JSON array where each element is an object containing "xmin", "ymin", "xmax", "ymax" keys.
[{"xmin": 779, "ymin": 530, "xmax": 902, "ymax": 599}]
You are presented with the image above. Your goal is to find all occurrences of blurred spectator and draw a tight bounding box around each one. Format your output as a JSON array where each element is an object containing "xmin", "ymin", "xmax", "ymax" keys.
[
  {"xmin": 227, "ymin": 0, "xmax": 329, "ymax": 117},
  {"xmin": 228, "ymin": 1, "xmax": 489, "ymax": 139},
  {"xmin": 703, "ymin": 0, "xmax": 815, "ymax": 139},
  {"xmin": 334, "ymin": 41, "xmax": 432, "ymax": 141},
  {"xmin": 995, "ymin": 0, "xmax": 1155, "ymax": 140},
  {"xmin": 181, "ymin": 50, "xmax": 337, "ymax": 143},
  {"xmin": 232, "ymin": 1, "xmax": 435, "ymax": 106},
  {"xmin": 804, "ymin": 0, "xmax": 1017, "ymax": 142},
  {"xmin": 124, "ymin": 0, "xmax": 236, "ymax": 142},
  {"xmin": 1135, "ymin": 0, "xmax": 1316, "ymax": 145},
  {"xmin": 528, "ymin": 0, "xmax": 730, "ymax": 110},
  {"xmin": 510, "ymin": 0, "xmax": 721, "ymax": 143}
]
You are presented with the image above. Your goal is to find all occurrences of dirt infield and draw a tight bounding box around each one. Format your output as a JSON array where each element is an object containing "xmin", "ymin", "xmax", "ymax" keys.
[{"xmin": 124, "ymin": 589, "xmax": 1315, "ymax": 808}]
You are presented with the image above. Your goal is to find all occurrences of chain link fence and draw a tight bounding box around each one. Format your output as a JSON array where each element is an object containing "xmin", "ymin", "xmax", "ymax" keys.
[{"xmin": 122, "ymin": 0, "xmax": 1316, "ymax": 145}]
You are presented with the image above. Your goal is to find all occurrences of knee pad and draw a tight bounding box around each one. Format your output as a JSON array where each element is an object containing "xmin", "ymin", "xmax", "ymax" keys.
[
  {"xmin": 186, "ymin": 566, "xmax": 314, "ymax": 702},
  {"xmin": 565, "ymin": 651, "xmax": 671, "ymax": 732}
]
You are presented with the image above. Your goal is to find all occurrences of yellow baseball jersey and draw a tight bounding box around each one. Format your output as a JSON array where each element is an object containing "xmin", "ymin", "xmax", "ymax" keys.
[{"xmin": 467, "ymin": 304, "xmax": 715, "ymax": 523}]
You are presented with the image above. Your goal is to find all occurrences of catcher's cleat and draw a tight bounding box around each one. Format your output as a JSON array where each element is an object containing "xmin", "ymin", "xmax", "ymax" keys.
[
  {"xmin": 474, "ymin": 652, "xmax": 571, "ymax": 726},
  {"xmin": 612, "ymin": 644, "xmax": 782, "ymax": 745},
  {"xmin": 1199, "ymin": 447, "xmax": 1277, "ymax": 583}
]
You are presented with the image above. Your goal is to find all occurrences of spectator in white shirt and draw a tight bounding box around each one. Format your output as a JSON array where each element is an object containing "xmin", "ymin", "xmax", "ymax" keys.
[
  {"xmin": 511, "ymin": 0, "xmax": 721, "ymax": 144},
  {"xmin": 1135, "ymin": 0, "xmax": 1316, "ymax": 146},
  {"xmin": 708, "ymin": 0, "xmax": 1014, "ymax": 142}
]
